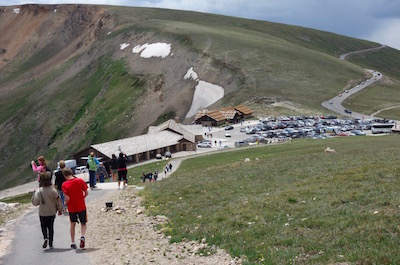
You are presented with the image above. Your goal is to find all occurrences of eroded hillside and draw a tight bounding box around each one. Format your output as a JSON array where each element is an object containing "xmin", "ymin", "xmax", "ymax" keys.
[{"xmin": 0, "ymin": 4, "xmax": 394, "ymax": 189}]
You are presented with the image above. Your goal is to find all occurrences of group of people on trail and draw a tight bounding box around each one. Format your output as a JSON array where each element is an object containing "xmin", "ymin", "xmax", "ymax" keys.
[
  {"xmin": 29, "ymin": 151, "xmax": 171, "ymax": 250},
  {"xmin": 87, "ymin": 152, "xmax": 129, "ymax": 190},
  {"xmin": 31, "ymin": 156, "xmax": 88, "ymax": 250},
  {"xmin": 140, "ymin": 169, "xmax": 159, "ymax": 182},
  {"xmin": 164, "ymin": 162, "xmax": 173, "ymax": 174}
]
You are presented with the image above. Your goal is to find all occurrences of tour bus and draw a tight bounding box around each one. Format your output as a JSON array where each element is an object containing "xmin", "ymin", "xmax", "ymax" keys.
[{"xmin": 371, "ymin": 123, "xmax": 395, "ymax": 134}]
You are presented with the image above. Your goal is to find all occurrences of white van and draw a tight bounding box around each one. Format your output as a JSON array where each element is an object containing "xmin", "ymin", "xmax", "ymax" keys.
[
  {"xmin": 56, "ymin": 159, "xmax": 77, "ymax": 173},
  {"xmin": 75, "ymin": 165, "xmax": 88, "ymax": 174}
]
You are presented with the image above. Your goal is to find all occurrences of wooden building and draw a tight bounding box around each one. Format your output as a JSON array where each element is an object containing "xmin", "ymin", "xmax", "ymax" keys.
[
  {"xmin": 194, "ymin": 105, "xmax": 254, "ymax": 126},
  {"xmin": 73, "ymin": 120, "xmax": 202, "ymax": 166}
]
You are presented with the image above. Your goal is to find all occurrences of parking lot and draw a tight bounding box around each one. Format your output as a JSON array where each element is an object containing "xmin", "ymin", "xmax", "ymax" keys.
[{"xmin": 196, "ymin": 115, "xmax": 395, "ymax": 151}]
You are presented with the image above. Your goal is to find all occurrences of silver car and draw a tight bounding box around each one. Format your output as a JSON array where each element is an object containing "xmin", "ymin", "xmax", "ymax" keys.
[{"xmin": 197, "ymin": 142, "xmax": 212, "ymax": 148}]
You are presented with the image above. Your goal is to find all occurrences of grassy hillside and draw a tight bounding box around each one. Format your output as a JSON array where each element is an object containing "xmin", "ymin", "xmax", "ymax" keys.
[
  {"xmin": 135, "ymin": 136, "xmax": 400, "ymax": 264},
  {"xmin": 1, "ymin": 4, "xmax": 400, "ymax": 189}
]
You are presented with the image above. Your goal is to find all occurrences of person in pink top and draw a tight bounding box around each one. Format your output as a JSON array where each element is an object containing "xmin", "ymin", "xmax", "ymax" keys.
[{"xmin": 31, "ymin": 156, "xmax": 48, "ymax": 184}]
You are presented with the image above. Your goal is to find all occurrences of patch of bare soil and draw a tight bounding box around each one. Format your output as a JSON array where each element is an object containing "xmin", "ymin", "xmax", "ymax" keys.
[{"xmin": 86, "ymin": 187, "xmax": 242, "ymax": 265}]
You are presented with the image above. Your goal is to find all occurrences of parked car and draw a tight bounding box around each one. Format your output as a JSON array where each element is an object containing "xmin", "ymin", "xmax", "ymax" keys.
[
  {"xmin": 240, "ymin": 127, "xmax": 249, "ymax": 133},
  {"xmin": 197, "ymin": 142, "xmax": 212, "ymax": 148},
  {"xmin": 224, "ymin": 125, "xmax": 234, "ymax": 130},
  {"xmin": 344, "ymin": 109, "xmax": 352, "ymax": 114},
  {"xmin": 351, "ymin": 130, "xmax": 366, "ymax": 136},
  {"xmin": 225, "ymin": 131, "xmax": 232, "ymax": 137},
  {"xmin": 75, "ymin": 165, "xmax": 88, "ymax": 174},
  {"xmin": 234, "ymin": 141, "xmax": 248, "ymax": 147},
  {"xmin": 156, "ymin": 153, "xmax": 162, "ymax": 159},
  {"xmin": 164, "ymin": 151, "xmax": 172, "ymax": 158}
]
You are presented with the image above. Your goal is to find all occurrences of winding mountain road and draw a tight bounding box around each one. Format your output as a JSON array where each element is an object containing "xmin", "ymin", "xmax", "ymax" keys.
[{"xmin": 322, "ymin": 45, "xmax": 390, "ymax": 120}]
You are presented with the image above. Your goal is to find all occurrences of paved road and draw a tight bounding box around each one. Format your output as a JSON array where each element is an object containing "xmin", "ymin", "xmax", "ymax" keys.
[
  {"xmin": 339, "ymin": 45, "xmax": 387, "ymax": 60},
  {"xmin": 1, "ymin": 184, "xmax": 114, "ymax": 265},
  {"xmin": 322, "ymin": 45, "xmax": 396, "ymax": 121},
  {"xmin": 321, "ymin": 69, "xmax": 383, "ymax": 119}
]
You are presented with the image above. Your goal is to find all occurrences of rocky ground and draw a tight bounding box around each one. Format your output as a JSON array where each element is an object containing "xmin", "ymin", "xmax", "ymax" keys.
[
  {"xmin": 85, "ymin": 186, "xmax": 242, "ymax": 265},
  {"xmin": 0, "ymin": 186, "xmax": 242, "ymax": 265}
]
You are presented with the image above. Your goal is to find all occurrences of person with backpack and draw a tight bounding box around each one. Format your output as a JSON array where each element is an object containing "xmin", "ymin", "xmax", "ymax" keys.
[{"xmin": 87, "ymin": 152, "xmax": 100, "ymax": 190}]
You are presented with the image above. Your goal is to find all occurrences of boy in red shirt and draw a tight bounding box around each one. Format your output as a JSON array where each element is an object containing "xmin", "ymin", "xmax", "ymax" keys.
[{"xmin": 62, "ymin": 168, "xmax": 88, "ymax": 249}]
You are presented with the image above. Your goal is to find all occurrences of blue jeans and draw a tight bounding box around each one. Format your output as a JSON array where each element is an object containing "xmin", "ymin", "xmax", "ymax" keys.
[
  {"xmin": 99, "ymin": 174, "xmax": 105, "ymax": 183},
  {"xmin": 89, "ymin": 170, "xmax": 96, "ymax": 187},
  {"xmin": 58, "ymin": 189, "xmax": 66, "ymax": 210}
]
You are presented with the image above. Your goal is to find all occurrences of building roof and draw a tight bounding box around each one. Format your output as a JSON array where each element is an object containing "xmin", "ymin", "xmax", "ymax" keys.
[
  {"xmin": 148, "ymin": 119, "xmax": 196, "ymax": 143},
  {"xmin": 234, "ymin": 105, "xmax": 254, "ymax": 115},
  {"xmin": 194, "ymin": 109, "xmax": 227, "ymax": 122},
  {"xmin": 91, "ymin": 119, "xmax": 200, "ymax": 158},
  {"xmin": 91, "ymin": 131, "xmax": 184, "ymax": 158},
  {"xmin": 194, "ymin": 105, "xmax": 253, "ymax": 123},
  {"xmin": 219, "ymin": 107, "xmax": 237, "ymax": 120}
]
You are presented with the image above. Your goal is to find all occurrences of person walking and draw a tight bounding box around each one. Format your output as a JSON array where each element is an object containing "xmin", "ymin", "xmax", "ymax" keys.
[
  {"xmin": 62, "ymin": 168, "xmax": 89, "ymax": 249},
  {"xmin": 117, "ymin": 152, "xmax": 128, "ymax": 190},
  {"xmin": 54, "ymin": 160, "xmax": 67, "ymax": 213},
  {"xmin": 109, "ymin": 154, "xmax": 118, "ymax": 182},
  {"xmin": 31, "ymin": 172, "xmax": 62, "ymax": 249},
  {"xmin": 154, "ymin": 169, "xmax": 159, "ymax": 181},
  {"xmin": 96, "ymin": 162, "xmax": 109, "ymax": 183},
  {"xmin": 87, "ymin": 152, "xmax": 99, "ymax": 189}
]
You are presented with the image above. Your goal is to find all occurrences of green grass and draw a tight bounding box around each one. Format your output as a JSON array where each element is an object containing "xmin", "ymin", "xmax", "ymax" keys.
[
  {"xmin": 0, "ymin": 192, "xmax": 33, "ymax": 204},
  {"xmin": 0, "ymin": 192, "xmax": 32, "ymax": 226},
  {"xmin": 139, "ymin": 136, "xmax": 400, "ymax": 264},
  {"xmin": 136, "ymin": 19, "xmax": 367, "ymax": 110},
  {"xmin": 2, "ymin": 5, "xmax": 400, "ymax": 191},
  {"xmin": 348, "ymin": 47, "xmax": 400, "ymax": 80},
  {"xmin": 0, "ymin": 55, "xmax": 146, "ymax": 190},
  {"xmin": 342, "ymin": 47, "xmax": 400, "ymax": 120},
  {"xmin": 342, "ymin": 80, "xmax": 400, "ymax": 118}
]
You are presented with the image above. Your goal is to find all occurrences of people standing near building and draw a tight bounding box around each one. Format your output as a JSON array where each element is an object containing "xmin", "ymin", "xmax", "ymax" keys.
[
  {"xmin": 87, "ymin": 152, "xmax": 99, "ymax": 189},
  {"xmin": 96, "ymin": 162, "xmax": 109, "ymax": 183},
  {"xmin": 62, "ymin": 168, "xmax": 88, "ymax": 249},
  {"xmin": 32, "ymin": 172, "xmax": 62, "ymax": 249},
  {"xmin": 54, "ymin": 160, "xmax": 67, "ymax": 213},
  {"xmin": 109, "ymin": 154, "xmax": 118, "ymax": 182},
  {"xmin": 117, "ymin": 152, "xmax": 128, "ymax": 190}
]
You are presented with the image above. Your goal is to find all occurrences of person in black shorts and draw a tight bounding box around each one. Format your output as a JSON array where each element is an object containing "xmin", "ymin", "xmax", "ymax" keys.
[{"xmin": 117, "ymin": 152, "xmax": 128, "ymax": 190}]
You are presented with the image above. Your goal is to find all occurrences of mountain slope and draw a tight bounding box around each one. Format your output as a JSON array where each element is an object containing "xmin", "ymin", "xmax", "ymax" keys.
[{"xmin": 0, "ymin": 4, "xmax": 398, "ymax": 189}]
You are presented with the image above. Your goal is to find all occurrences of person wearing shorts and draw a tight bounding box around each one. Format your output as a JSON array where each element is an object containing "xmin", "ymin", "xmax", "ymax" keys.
[
  {"xmin": 117, "ymin": 152, "xmax": 128, "ymax": 190},
  {"xmin": 109, "ymin": 154, "xmax": 119, "ymax": 182},
  {"xmin": 62, "ymin": 168, "xmax": 88, "ymax": 249}
]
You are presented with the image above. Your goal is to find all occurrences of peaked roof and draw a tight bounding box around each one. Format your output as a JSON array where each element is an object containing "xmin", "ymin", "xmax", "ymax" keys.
[
  {"xmin": 148, "ymin": 119, "xmax": 196, "ymax": 143},
  {"xmin": 92, "ymin": 120, "xmax": 199, "ymax": 158},
  {"xmin": 91, "ymin": 131, "xmax": 184, "ymax": 158},
  {"xmin": 219, "ymin": 107, "xmax": 237, "ymax": 120},
  {"xmin": 234, "ymin": 105, "xmax": 254, "ymax": 115},
  {"xmin": 194, "ymin": 105, "xmax": 253, "ymax": 122}
]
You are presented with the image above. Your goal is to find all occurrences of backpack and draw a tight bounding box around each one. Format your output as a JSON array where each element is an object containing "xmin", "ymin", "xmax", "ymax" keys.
[
  {"xmin": 87, "ymin": 157, "xmax": 97, "ymax": 170},
  {"xmin": 46, "ymin": 166, "xmax": 53, "ymax": 178}
]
